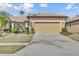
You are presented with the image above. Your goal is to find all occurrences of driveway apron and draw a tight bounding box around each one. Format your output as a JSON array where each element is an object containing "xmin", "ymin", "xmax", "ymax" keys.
[{"xmin": 15, "ymin": 34, "xmax": 79, "ymax": 56}]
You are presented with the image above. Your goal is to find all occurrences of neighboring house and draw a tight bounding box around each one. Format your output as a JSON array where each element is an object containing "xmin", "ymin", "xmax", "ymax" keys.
[
  {"xmin": 5, "ymin": 16, "xmax": 29, "ymax": 32},
  {"xmin": 66, "ymin": 16, "xmax": 79, "ymax": 33},
  {"xmin": 27, "ymin": 13, "xmax": 68, "ymax": 34}
]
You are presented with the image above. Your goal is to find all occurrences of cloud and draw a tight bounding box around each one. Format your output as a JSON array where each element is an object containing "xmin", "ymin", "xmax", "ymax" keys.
[
  {"xmin": 15, "ymin": 3, "xmax": 34, "ymax": 10},
  {"xmin": 0, "ymin": 3, "xmax": 13, "ymax": 10},
  {"xmin": 23, "ymin": 3, "xmax": 33, "ymax": 10},
  {"xmin": 40, "ymin": 3, "xmax": 48, "ymax": 7},
  {"xmin": 13, "ymin": 6, "xmax": 19, "ymax": 10},
  {"xmin": 65, "ymin": 4, "xmax": 78, "ymax": 10},
  {"xmin": 0, "ymin": 3, "xmax": 34, "ymax": 11},
  {"xmin": 13, "ymin": 5, "xmax": 22, "ymax": 10},
  {"xmin": 74, "ymin": 6, "xmax": 78, "ymax": 9},
  {"xmin": 65, "ymin": 4, "xmax": 73, "ymax": 10},
  {"xmin": 0, "ymin": 3, "xmax": 35, "ymax": 14}
]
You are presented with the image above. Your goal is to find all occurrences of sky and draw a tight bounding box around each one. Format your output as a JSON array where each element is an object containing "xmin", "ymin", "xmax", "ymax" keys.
[{"xmin": 0, "ymin": 3, "xmax": 79, "ymax": 17}]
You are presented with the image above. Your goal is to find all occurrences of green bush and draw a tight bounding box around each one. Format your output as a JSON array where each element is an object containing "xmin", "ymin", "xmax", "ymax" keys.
[
  {"xmin": 11, "ymin": 28, "xmax": 17, "ymax": 33},
  {"xmin": 61, "ymin": 28, "xmax": 68, "ymax": 32},
  {"xmin": 26, "ymin": 28, "xmax": 29, "ymax": 34},
  {"xmin": 8, "ymin": 29, "xmax": 11, "ymax": 32},
  {"xmin": 30, "ymin": 28, "xmax": 34, "ymax": 34},
  {"xmin": 4, "ymin": 29, "xmax": 11, "ymax": 33},
  {"xmin": 60, "ymin": 28, "xmax": 72, "ymax": 35}
]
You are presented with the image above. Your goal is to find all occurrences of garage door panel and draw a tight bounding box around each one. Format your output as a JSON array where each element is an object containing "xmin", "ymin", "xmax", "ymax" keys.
[{"xmin": 34, "ymin": 22, "xmax": 61, "ymax": 34}]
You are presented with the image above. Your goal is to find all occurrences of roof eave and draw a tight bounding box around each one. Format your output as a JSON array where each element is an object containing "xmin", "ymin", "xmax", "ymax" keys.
[
  {"xmin": 66, "ymin": 19, "xmax": 79, "ymax": 24},
  {"xmin": 27, "ymin": 16, "xmax": 68, "ymax": 18}
]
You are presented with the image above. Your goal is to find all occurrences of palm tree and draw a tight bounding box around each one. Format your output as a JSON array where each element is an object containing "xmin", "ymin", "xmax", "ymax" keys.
[
  {"xmin": 19, "ymin": 10, "xmax": 25, "ymax": 15},
  {"xmin": 0, "ymin": 11, "xmax": 10, "ymax": 33}
]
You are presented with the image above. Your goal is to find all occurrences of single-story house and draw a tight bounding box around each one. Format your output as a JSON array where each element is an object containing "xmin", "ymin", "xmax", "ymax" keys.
[
  {"xmin": 27, "ymin": 13, "xmax": 68, "ymax": 34},
  {"xmin": 66, "ymin": 16, "xmax": 79, "ymax": 33},
  {"xmin": 5, "ymin": 16, "xmax": 29, "ymax": 32},
  {"xmin": 4, "ymin": 13, "xmax": 68, "ymax": 34}
]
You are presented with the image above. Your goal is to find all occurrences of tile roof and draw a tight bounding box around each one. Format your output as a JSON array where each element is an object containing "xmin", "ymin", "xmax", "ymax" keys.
[
  {"xmin": 28, "ymin": 13, "xmax": 65, "ymax": 16},
  {"xmin": 66, "ymin": 16, "xmax": 79, "ymax": 23},
  {"xmin": 27, "ymin": 13, "xmax": 68, "ymax": 18},
  {"xmin": 37, "ymin": 13, "xmax": 65, "ymax": 16},
  {"xmin": 10, "ymin": 16, "xmax": 28, "ymax": 22}
]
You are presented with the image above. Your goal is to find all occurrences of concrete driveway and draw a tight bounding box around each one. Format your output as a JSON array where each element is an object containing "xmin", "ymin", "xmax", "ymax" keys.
[{"xmin": 15, "ymin": 34, "xmax": 79, "ymax": 56}]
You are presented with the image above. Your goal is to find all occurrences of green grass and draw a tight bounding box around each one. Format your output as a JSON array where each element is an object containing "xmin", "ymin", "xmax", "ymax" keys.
[
  {"xmin": 0, "ymin": 33, "xmax": 32, "ymax": 43},
  {"xmin": 60, "ymin": 28, "xmax": 72, "ymax": 36},
  {"xmin": 68, "ymin": 33, "xmax": 79, "ymax": 41},
  {"xmin": 0, "ymin": 45, "xmax": 25, "ymax": 54}
]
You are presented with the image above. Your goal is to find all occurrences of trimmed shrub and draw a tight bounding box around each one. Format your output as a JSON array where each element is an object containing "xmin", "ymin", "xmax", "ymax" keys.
[
  {"xmin": 26, "ymin": 27, "xmax": 29, "ymax": 34},
  {"xmin": 61, "ymin": 28, "xmax": 68, "ymax": 32},
  {"xmin": 11, "ymin": 28, "xmax": 17, "ymax": 33},
  {"xmin": 4, "ymin": 29, "xmax": 11, "ymax": 33},
  {"xmin": 4, "ymin": 29, "xmax": 9, "ymax": 32},
  {"xmin": 60, "ymin": 28, "xmax": 72, "ymax": 35},
  {"xmin": 30, "ymin": 28, "xmax": 34, "ymax": 34},
  {"xmin": 8, "ymin": 29, "xmax": 11, "ymax": 32}
]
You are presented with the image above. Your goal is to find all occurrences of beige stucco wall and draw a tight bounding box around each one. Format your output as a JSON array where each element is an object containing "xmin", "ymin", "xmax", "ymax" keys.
[
  {"xmin": 31, "ymin": 19, "xmax": 65, "ymax": 28},
  {"xmin": 66, "ymin": 24, "xmax": 79, "ymax": 33}
]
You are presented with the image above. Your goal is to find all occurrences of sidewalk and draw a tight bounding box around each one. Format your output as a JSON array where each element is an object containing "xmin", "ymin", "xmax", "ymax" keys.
[{"xmin": 0, "ymin": 43, "xmax": 29, "ymax": 45}]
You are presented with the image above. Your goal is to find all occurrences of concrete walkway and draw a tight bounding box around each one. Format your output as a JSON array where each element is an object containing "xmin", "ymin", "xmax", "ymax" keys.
[
  {"xmin": 15, "ymin": 34, "xmax": 79, "ymax": 56},
  {"xmin": 0, "ymin": 43, "xmax": 29, "ymax": 45}
]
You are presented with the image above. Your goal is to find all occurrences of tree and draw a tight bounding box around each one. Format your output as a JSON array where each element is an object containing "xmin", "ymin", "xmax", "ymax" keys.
[
  {"xmin": 19, "ymin": 10, "xmax": 25, "ymax": 15},
  {"xmin": 0, "ymin": 11, "xmax": 10, "ymax": 33}
]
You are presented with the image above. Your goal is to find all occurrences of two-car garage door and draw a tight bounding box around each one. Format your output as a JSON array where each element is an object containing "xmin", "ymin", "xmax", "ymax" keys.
[{"xmin": 34, "ymin": 22, "xmax": 61, "ymax": 34}]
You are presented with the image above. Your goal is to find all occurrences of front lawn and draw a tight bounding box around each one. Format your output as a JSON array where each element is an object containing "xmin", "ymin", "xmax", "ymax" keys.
[
  {"xmin": 0, "ymin": 45, "xmax": 25, "ymax": 54},
  {"xmin": 0, "ymin": 33, "xmax": 32, "ymax": 43},
  {"xmin": 68, "ymin": 33, "xmax": 79, "ymax": 41}
]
